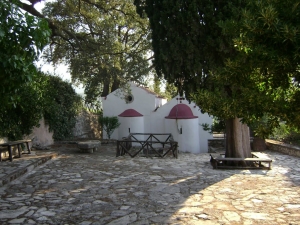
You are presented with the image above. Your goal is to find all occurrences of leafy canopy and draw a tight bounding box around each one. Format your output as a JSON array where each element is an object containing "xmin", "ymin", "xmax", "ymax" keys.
[
  {"xmin": 135, "ymin": 0, "xmax": 300, "ymax": 134},
  {"xmin": 0, "ymin": 0, "xmax": 51, "ymax": 107},
  {"xmin": 0, "ymin": 0, "xmax": 51, "ymax": 140},
  {"xmin": 42, "ymin": 0, "xmax": 153, "ymax": 102}
]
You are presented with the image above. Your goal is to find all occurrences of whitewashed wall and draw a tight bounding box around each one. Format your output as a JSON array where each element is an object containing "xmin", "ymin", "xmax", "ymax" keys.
[
  {"xmin": 118, "ymin": 116, "xmax": 144, "ymax": 140},
  {"xmin": 102, "ymin": 83, "xmax": 164, "ymax": 140},
  {"xmin": 102, "ymin": 84, "xmax": 213, "ymax": 153},
  {"xmin": 151, "ymin": 96, "xmax": 213, "ymax": 153}
]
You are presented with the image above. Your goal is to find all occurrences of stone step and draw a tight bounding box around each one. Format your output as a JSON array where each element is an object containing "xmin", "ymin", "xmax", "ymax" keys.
[{"xmin": 0, "ymin": 152, "xmax": 58, "ymax": 187}]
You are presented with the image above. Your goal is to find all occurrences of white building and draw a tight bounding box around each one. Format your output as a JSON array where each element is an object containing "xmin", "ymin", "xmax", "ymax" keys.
[{"xmin": 102, "ymin": 83, "xmax": 213, "ymax": 153}]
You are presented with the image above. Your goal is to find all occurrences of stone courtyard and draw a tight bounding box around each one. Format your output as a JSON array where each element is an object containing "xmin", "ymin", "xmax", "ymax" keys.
[{"xmin": 0, "ymin": 144, "xmax": 299, "ymax": 225}]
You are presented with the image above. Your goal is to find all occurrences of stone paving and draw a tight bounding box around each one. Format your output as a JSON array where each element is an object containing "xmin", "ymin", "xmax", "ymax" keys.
[{"xmin": 0, "ymin": 144, "xmax": 299, "ymax": 225}]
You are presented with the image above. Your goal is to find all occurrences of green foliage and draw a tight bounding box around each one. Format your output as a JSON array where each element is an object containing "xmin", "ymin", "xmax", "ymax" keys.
[
  {"xmin": 212, "ymin": 119, "xmax": 226, "ymax": 134},
  {"xmin": 135, "ymin": 0, "xmax": 300, "ymax": 130},
  {"xmin": 0, "ymin": 0, "xmax": 51, "ymax": 108},
  {"xmin": 43, "ymin": 0, "xmax": 153, "ymax": 100},
  {"xmin": 153, "ymin": 76, "xmax": 162, "ymax": 94},
  {"xmin": 43, "ymin": 75, "xmax": 82, "ymax": 141},
  {"xmin": 99, "ymin": 116, "xmax": 121, "ymax": 140},
  {"xmin": 164, "ymin": 82, "xmax": 178, "ymax": 100},
  {"xmin": 271, "ymin": 123, "xmax": 291, "ymax": 141},
  {"xmin": 0, "ymin": 70, "xmax": 82, "ymax": 141},
  {"xmin": 135, "ymin": 0, "xmax": 238, "ymax": 96},
  {"xmin": 0, "ymin": 75, "xmax": 46, "ymax": 140},
  {"xmin": 0, "ymin": 0, "xmax": 50, "ymax": 140},
  {"xmin": 248, "ymin": 114, "xmax": 280, "ymax": 139},
  {"xmin": 271, "ymin": 123, "xmax": 300, "ymax": 145},
  {"xmin": 202, "ymin": 118, "xmax": 226, "ymax": 134}
]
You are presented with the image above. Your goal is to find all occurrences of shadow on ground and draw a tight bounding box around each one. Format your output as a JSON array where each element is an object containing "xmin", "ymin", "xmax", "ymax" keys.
[{"xmin": 0, "ymin": 144, "xmax": 299, "ymax": 225}]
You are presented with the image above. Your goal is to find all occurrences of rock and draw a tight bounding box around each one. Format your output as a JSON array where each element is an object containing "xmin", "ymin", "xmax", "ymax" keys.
[
  {"xmin": 106, "ymin": 213, "xmax": 137, "ymax": 225},
  {"xmin": 77, "ymin": 140, "xmax": 101, "ymax": 153},
  {"xmin": 0, "ymin": 207, "xmax": 29, "ymax": 219}
]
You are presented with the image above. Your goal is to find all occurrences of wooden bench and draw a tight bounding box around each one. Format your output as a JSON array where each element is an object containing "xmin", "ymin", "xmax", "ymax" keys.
[
  {"xmin": 211, "ymin": 153, "xmax": 272, "ymax": 170},
  {"xmin": 251, "ymin": 152, "xmax": 267, "ymax": 158},
  {"xmin": 0, "ymin": 139, "xmax": 32, "ymax": 161}
]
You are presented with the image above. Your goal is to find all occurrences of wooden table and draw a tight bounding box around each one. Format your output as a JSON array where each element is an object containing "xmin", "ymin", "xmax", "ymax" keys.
[{"xmin": 0, "ymin": 140, "xmax": 32, "ymax": 161}]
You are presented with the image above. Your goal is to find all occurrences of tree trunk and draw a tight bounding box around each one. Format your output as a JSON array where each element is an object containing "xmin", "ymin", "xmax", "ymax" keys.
[
  {"xmin": 101, "ymin": 82, "xmax": 110, "ymax": 97},
  {"xmin": 111, "ymin": 79, "xmax": 120, "ymax": 93},
  {"xmin": 225, "ymin": 118, "xmax": 251, "ymax": 165}
]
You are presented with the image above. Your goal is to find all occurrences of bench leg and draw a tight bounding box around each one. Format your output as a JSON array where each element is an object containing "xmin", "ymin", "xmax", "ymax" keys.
[
  {"xmin": 116, "ymin": 142, "xmax": 120, "ymax": 157},
  {"xmin": 17, "ymin": 144, "xmax": 22, "ymax": 158},
  {"xmin": 26, "ymin": 142, "xmax": 31, "ymax": 154},
  {"xmin": 8, "ymin": 146, "xmax": 13, "ymax": 161}
]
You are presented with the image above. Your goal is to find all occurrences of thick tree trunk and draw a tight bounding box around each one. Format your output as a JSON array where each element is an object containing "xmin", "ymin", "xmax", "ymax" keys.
[
  {"xmin": 111, "ymin": 79, "xmax": 120, "ymax": 93},
  {"xmin": 225, "ymin": 118, "xmax": 251, "ymax": 165},
  {"xmin": 101, "ymin": 82, "xmax": 110, "ymax": 97},
  {"xmin": 101, "ymin": 79, "xmax": 120, "ymax": 97}
]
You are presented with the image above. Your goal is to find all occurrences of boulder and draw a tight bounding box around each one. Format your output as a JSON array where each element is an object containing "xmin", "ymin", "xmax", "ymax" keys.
[{"xmin": 77, "ymin": 140, "xmax": 101, "ymax": 153}]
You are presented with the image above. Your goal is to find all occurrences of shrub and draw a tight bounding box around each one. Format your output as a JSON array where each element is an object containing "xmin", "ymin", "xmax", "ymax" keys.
[
  {"xmin": 43, "ymin": 75, "xmax": 82, "ymax": 141},
  {"xmin": 99, "ymin": 116, "xmax": 120, "ymax": 140}
]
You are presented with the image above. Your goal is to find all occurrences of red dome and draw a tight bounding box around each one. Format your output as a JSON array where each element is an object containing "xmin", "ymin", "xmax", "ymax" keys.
[
  {"xmin": 165, "ymin": 104, "xmax": 198, "ymax": 119},
  {"xmin": 118, "ymin": 109, "xmax": 143, "ymax": 117}
]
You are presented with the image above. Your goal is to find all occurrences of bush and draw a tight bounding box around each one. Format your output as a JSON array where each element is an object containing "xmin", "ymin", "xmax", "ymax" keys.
[
  {"xmin": 0, "ymin": 78, "xmax": 44, "ymax": 140},
  {"xmin": 270, "ymin": 123, "xmax": 300, "ymax": 145},
  {"xmin": 99, "ymin": 116, "xmax": 120, "ymax": 140},
  {"xmin": 0, "ymin": 72, "xmax": 82, "ymax": 141},
  {"xmin": 43, "ymin": 75, "xmax": 82, "ymax": 141}
]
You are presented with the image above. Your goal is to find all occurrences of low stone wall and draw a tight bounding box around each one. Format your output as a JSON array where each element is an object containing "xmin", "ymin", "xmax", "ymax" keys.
[
  {"xmin": 208, "ymin": 138, "xmax": 225, "ymax": 153},
  {"xmin": 266, "ymin": 139, "xmax": 300, "ymax": 158},
  {"xmin": 208, "ymin": 138, "xmax": 300, "ymax": 158}
]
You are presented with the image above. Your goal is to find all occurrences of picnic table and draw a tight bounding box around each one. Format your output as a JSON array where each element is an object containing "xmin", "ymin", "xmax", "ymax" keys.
[{"xmin": 0, "ymin": 139, "xmax": 32, "ymax": 161}]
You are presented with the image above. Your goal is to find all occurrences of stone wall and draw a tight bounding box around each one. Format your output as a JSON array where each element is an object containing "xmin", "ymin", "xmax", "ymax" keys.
[
  {"xmin": 266, "ymin": 139, "xmax": 300, "ymax": 158},
  {"xmin": 208, "ymin": 138, "xmax": 225, "ymax": 153},
  {"xmin": 30, "ymin": 118, "xmax": 54, "ymax": 147},
  {"xmin": 72, "ymin": 110, "xmax": 102, "ymax": 139},
  {"xmin": 208, "ymin": 138, "xmax": 300, "ymax": 158}
]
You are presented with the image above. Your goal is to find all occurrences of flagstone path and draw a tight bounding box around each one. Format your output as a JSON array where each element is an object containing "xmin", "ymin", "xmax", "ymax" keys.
[{"xmin": 0, "ymin": 144, "xmax": 299, "ymax": 225}]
